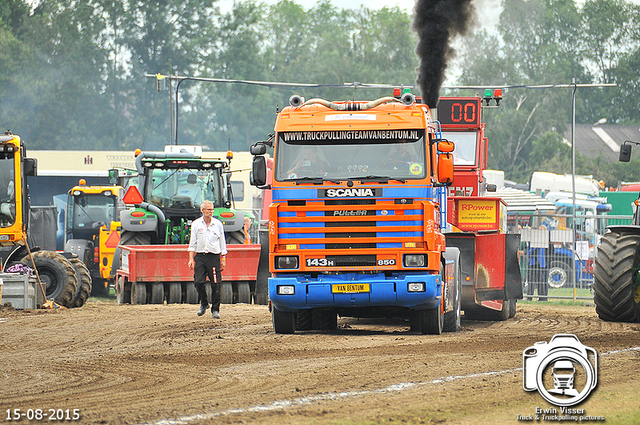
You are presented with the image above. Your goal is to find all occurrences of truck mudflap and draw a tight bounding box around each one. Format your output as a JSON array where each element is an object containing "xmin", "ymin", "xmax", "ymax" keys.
[
  {"xmin": 268, "ymin": 271, "xmax": 442, "ymax": 312},
  {"xmin": 445, "ymin": 232, "xmax": 522, "ymax": 309}
]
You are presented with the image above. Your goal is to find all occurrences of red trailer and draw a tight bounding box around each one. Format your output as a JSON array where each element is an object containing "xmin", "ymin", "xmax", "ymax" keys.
[{"xmin": 114, "ymin": 244, "xmax": 261, "ymax": 305}]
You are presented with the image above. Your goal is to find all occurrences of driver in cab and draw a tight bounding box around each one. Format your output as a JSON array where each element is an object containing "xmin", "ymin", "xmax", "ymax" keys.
[
  {"xmin": 384, "ymin": 140, "xmax": 420, "ymax": 171},
  {"xmin": 286, "ymin": 145, "xmax": 331, "ymax": 179}
]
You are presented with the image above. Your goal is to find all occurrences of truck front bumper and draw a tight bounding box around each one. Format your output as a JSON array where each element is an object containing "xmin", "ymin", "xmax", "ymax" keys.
[{"xmin": 269, "ymin": 272, "xmax": 441, "ymax": 312}]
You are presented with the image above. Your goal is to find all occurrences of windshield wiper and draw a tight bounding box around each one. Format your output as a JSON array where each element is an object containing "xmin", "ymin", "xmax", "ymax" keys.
[
  {"xmin": 293, "ymin": 177, "xmax": 323, "ymax": 185},
  {"xmin": 358, "ymin": 175, "xmax": 407, "ymax": 184}
]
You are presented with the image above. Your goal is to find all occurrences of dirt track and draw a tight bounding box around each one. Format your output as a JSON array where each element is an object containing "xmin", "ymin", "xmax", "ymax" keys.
[{"xmin": 1, "ymin": 300, "xmax": 639, "ymax": 425}]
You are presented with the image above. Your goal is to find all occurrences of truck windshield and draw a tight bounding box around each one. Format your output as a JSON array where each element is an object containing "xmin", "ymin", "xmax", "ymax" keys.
[
  {"xmin": 274, "ymin": 130, "xmax": 427, "ymax": 181},
  {"xmin": 146, "ymin": 168, "xmax": 221, "ymax": 209},
  {"xmin": 0, "ymin": 158, "xmax": 16, "ymax": 228},
  {"xmin": 441, "ymin": 131, "xmax": 477, "ymax": 166},
  {"xmin": 70, "ymin": 194, "xmax": 117, "ymax": 230}
]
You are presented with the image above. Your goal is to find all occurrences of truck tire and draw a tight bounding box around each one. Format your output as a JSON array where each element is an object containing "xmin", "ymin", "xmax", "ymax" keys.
[
  {"xmin": 312, "ymin": 309, "xmax": 338, "ymax": 331},
  {"xmin": 272, "ymin": 307, "xmax": 296, "ymax": 334},
  {"xmin": 413, "ymin": 306, "xmax": 443, "ymax": 335},
  {"xmin": 594, "ymin": 232, "xmax": 640, "ymax": 322},
  {"xmin": 296, "ymin": 309, "xmax": 312, "ymax": 330},
  {"xmin": 548, "ymin": 260, "xmax": 571, "ymax": 289},
  {"xmin": 21, "ymin": 251, "xmax": 77, "ymax": 307},
  {"xmin": 69, "ymin": 258, "xmax": 92, "ymax": 308},
  {"xmin": 443, "ymin": 263, "xmax": 462, "ymax": 332}
]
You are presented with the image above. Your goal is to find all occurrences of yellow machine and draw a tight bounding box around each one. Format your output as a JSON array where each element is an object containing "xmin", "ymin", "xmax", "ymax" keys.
[
  {"xmin": 0, "ymin": 131, "xmax": 88, "ymax": 307},
  {"xmin": 65, "ymin": 181, "xmax": 123, "ymax": 296}
]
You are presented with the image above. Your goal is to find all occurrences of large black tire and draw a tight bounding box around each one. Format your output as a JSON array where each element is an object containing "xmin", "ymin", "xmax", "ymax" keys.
[
  {"xmin": 594, "ymin": 232, "xmax": 640, "ymax": 322},
  {"xmin": 168, "ymin": 283, "xmax": 182, "ymax": 304},
  {"xmin": 185, "ymin": 282, "xmax": 198, "ymax": 304},
  {"xmin": 119, "ymin": 231, "xmax": 152, "ymax": 246},
  {"xmin": 220, "ymin": 282, "xmax": 233, "ymax": 304},
  {"xmin": 21, "ymin": 251, "xmax": 77, "ymax": 307},
  {"xmin": 312, "ymin": 309, "xmax": 338, "ymax": 331},
  {"xmin": 69, "ymin": 258, "xmax": 92, "ymax": 308},
  {"xmin": 131, "ymin": 282, "xmax": 147, "ymax": 305},
  {"xmin": 412, "ymin": 306, "xmax": 443, "ymax": 335},
  {"xmin": 296, "ymin": 309, "xmax": 312, "ymax": 330},
  {"xmin": 150, "ymin": 282, "xmax": 164, "ymax": 304},
  {"xmin": 272, "ymin": 307, "xmax": 296, "ymax": 334},
  {"xmin": 237, "ymin": 281, "xmax": 251, "ymax": 304},
  {"xmin": 225, "ymin": 231, "xmax": 245, "ymax": 245}
]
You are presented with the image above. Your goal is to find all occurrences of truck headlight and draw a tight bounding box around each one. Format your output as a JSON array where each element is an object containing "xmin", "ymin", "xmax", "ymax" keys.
[
  {"xmin": 275, "ymin": 256, "xmax": 299, "ymax": 269},
  {"xmin": 408, "ymin": 283, "xmax": 425, "ymax": 292},
  {"xmin": 277, "ymin": 285, "xmax": 295, "ymax": 295},
  {"xmin": 404, "ymin": 254, "xmax": 427, "ymax": 267}
]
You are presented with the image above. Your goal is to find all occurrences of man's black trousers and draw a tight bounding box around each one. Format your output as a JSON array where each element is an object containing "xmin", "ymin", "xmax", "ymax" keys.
[{"xmin": 194, "ymin": 253, "xmax": 222, "ymax": 311}]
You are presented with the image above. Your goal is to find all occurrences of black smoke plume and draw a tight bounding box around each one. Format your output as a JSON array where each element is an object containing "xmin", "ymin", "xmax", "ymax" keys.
[{"xmin": 413, "ymin": 0, "xmax": 476, "ymax": 108}]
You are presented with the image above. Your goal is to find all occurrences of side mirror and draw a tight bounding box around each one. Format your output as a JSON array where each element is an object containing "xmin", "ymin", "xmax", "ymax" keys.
[
  {"xmin": 437, "ymin": 153, "xmax": 454, "ymax": 186},
  {"xmin": 251, "ymin": 156, "xmax": 267, "ymax": 187},
  {"xmin": 436, "ymin": 140, "xmax": 455, "ymax": 153},
  {"xmin": 620, "ymin": 142, "xmax": 632, "ymax": 162},
  {"xmin": 23, "ymin": 157, "xmax": 37, "ymax": 177},
  {"xmin": 250, "ymin": 143, "xmax": 267, "ymax": 156}
]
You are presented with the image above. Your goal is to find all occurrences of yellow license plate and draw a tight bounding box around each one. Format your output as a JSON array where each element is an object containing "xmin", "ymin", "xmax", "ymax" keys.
[{"xmin": 331, "ymin": 283, "xmax": 370, "ymax": 294}]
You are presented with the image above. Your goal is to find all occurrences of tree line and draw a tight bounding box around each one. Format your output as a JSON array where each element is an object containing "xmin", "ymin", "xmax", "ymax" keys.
[{"xmin": 1, "ymin": 0, "xmax": 639, "ymax": 186}]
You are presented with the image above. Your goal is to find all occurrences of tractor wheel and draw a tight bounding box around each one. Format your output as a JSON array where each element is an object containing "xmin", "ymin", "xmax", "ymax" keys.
[
  {"xmin": 69, "ymin": 258, "xmax": 92, "ymax": 308},
  {"xmin": 272, "ymin": 307, "xmax": 296, "ymax": 334},
  {"xmin": 443, "ymin": 263, "xmax": 462, "ymax": 332},
  {"xmin": 21, "ymin": 251, "xmax": 77, "ymax": 307},
  {"xmin": 237, "ymin": 281, "xmax": 251, "ymax": 304},
  {"xmin": 225, "ymin": 231, "xmax": 245, "ymax": 245},
  {"xmin": 119, "ymin": 231, "xmax": 151, "ymax": 246},
  {"xmin": 465, "ymin": 301, "xmax": 510, "ymax": 321},
  {"xmin": 594, "ymin": 232, "xmax": 640, "ymax": 322},
  {"xmin": 168, "ymin": 283, "xmax": 182, "ymax": 304}
]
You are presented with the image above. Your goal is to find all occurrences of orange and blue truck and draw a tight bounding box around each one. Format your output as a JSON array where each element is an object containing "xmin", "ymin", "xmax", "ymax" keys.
[{"xmin": 250, "ymin": 90, "xmax": 464, "ymax": 334}]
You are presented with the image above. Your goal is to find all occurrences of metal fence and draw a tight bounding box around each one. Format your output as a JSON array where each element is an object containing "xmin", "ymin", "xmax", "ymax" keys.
[{"xmin": 509, "ymin": 213, "xmax": 633, "ymax": 302}]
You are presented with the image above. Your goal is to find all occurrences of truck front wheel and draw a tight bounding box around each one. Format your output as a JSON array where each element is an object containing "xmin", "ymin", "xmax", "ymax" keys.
[
  {"xmin": 272, "ymin": 307, "xmax": 296, "ymax": 334},
  {"xmin": 594, "ymin": 232, "xmax": 640, "ymax": 322}
]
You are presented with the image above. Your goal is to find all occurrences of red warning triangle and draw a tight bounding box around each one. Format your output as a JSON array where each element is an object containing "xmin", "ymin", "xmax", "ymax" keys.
[
  {"xmin": 122, "ymin": 186, "xmax": 144, "ymax": 205},
  {"xmin": 105, "ymin": 231, "xmax": 121, "ymax": 248}
]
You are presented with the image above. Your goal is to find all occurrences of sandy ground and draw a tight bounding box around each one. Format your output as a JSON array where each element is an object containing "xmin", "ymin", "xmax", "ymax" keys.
[{"xmin": 1, "ymin": 299, "xmax": 639, "ymax": 425}]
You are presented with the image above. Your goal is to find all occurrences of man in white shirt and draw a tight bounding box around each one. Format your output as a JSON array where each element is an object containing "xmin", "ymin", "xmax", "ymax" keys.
[{"xmin": 188, "ymin": 200, "xmax": 227, "ymax": 318}]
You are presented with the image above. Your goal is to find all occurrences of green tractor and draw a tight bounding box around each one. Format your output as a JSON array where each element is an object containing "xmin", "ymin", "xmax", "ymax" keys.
[
  {"xmin": 594, "ymin": 140, "xmax": 640, "ymax": 322},
  {"xmin": 118, "ymin": 146, "xmax": 245, "ymax": 247}
]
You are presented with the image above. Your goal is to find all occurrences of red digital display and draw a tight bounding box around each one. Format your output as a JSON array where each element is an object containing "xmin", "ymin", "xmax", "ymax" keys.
[{"xmin": 436, "ymin": 98, "xmax": 481, "ymax": 126}]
